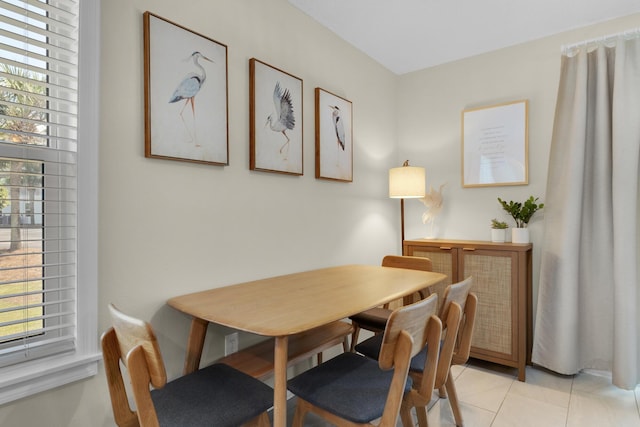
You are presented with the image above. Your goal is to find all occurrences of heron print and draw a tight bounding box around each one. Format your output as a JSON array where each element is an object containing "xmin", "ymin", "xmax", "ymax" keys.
[
  {"xmin": 316, "ymin": 88, "xmax": 352, "ymax": 181},
  {"xmin": 145, "ymin": 12, "xmax": 228, "ymax": 165},
  {"xmin": 169, "ymin": 51, "xmax": 213, "ymax": 146},
  {"xmin": 329, "ymin": 105, "xmax": 345, "ymax": 151},
  {"xmin": 266, "ymin": 81, "xmax": 296, "ymax": 158},
  {"xmin": 250, "ymin": 58, "xmax": 303, "ymax": 174}
]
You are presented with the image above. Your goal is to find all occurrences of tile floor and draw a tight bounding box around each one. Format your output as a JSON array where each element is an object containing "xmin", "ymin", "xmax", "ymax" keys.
[{"xmin": 279, "ymin": 359, "xmax": 640, "ymax": 426}]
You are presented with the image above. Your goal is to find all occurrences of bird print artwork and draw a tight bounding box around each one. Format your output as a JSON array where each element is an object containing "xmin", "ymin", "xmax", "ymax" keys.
[
  {"xmin": 330, "ymin": 105, "xmax": 345, "ymax": 150},
  {"xmin": 265, "ymin": 81, "xmax": 295, "ymax": 157},
  {"xmin": 169, "ymin": 51, "xmax": 213, "ymax": 145},
  {"xmin": 315, "ymin": 88, "xmax": 352, "ymax": 181}
]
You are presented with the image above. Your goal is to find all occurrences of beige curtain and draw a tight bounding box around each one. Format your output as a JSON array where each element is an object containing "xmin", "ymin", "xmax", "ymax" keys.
[{"xmin": 532, "ymin": 33, "xmax": 640, "ymax": 389}]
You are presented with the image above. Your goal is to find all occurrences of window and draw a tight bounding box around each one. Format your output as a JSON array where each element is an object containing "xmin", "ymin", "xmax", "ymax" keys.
[{"xmin": 0, "ymin": 0, "xmax": 99, "ymax": 404}]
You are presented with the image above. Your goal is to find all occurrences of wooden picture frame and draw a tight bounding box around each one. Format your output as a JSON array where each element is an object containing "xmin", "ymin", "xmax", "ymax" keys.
[
  {"xmin": 249, "ymin": 58, "xmax": 303, "ymax": 175},
  {"xmin": 315, "ymin": 88, "xmax": 353, "ymax": 182},
  {"xmin": 144, "ymin": 12, "xmax": 228, "ymax": 165},
  {"xmin": 462, "ymin": 100, "xmax": 528, "ymax": 187}
]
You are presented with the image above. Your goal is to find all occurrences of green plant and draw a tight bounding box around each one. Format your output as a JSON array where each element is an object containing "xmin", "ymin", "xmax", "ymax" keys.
[
  {"xmin": 491, "ymin": 218, "xmax": 508, "ymax": 229},
  {"xmin": 498, "ymin": 196, "xmax": 544, "ymax": 228}
]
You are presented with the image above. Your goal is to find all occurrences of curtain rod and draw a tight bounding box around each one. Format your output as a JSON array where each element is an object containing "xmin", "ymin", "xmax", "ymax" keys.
[{"xmin": 561, "ymin": 27, "xmax": 640, "ymax": 54}]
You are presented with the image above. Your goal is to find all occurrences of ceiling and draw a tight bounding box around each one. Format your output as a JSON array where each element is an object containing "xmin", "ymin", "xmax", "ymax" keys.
[{"xmin": 288, "ymin": 0, "xmax": 640, "ymax": 75}]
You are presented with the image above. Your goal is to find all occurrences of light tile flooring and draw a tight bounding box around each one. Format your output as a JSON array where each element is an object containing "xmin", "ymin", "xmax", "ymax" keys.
[{"xmin": 281, "ymin": 359, "xmax": 640, "ymax": 426}]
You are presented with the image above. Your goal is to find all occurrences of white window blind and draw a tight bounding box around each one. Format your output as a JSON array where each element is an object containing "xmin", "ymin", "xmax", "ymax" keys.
[{"xmin": 0, "ymin": 0, "xmax": 78, "ymax": 367}]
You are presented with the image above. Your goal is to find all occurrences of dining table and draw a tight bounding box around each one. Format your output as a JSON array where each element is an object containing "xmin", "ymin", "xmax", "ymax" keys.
[{"xmin": 167, "ymin": 264, "xmax": 447, "ymax": 427}]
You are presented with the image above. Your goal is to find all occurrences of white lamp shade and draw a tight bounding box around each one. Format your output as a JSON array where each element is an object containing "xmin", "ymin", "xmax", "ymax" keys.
[{"xmin": 389, "ymin": 165, "xmax": 425, "ymax": 198}]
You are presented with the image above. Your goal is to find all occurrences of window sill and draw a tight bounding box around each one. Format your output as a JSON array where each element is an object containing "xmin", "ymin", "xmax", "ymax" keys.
[{"xmin": 0, "ymin": 352, "xmax": 101, "ymax": 405}]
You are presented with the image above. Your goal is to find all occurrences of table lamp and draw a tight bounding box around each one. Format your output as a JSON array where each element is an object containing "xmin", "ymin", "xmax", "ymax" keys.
[{"xmin": 389, "ymin": 160, "xmax": 426, "ymax": 245}]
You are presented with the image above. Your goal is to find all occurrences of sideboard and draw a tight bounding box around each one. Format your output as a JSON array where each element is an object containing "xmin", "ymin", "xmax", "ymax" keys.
[{"xmin": 403, "ymin": 238, "xmax": 532, "ymax": 381}]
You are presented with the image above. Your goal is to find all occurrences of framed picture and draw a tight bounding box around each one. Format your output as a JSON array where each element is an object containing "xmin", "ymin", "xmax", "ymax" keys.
[
  {"xmin": 250, "ymin": 58, "xmax": 303, "ymax": 175},
  {"xmin": 144, "ymin": 12, "xmax": 228, "ymax": 165},
  {"xmin": 315, "ymin": 88, "xmax": 353, "ymax": 182},
  {"xmin": 462, "ymin": 100, "xmax": 528, "ymax": 187}
]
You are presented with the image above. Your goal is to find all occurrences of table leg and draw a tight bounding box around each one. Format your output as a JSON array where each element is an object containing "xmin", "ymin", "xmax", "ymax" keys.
[
  {"xmin": 183, "ymin": 317, "xmax": 208, "ymax": 375},
  {"xmin": 273, "ymin": 335, "xmax": 289, "ymax": 427}
]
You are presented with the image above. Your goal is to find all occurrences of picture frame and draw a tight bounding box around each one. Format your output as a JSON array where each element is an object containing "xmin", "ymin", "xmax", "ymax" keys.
[
  {"xmin": 144, "ymin": 12, "xmax": 228, "ymax": 165},
  {"xmin": 249, "ymin": 58, "xmax": 303, "ymax": 175},
  {"xmin": 462, "ymin": 100, "xmax": 528, "ymax": 187},
  {"xmin": 315, "ymin": 88, "xmax": 353, "ymax": 182}
]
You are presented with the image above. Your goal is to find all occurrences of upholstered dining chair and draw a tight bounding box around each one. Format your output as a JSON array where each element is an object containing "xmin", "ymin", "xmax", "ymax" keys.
[
  {"xmin": 101, "ymin": 304, "xmax": 273, "ymax": 427},
  {"xmin": 356, "ymin": 277, "xmax": 476, "ymax": 427},
  {"xmin": 287, "ymin": 293, "xmax": 442, "ymax": 427},
  {"xmin": 349, "ymin": 255, "xmax": 435, "ymax": 351}
]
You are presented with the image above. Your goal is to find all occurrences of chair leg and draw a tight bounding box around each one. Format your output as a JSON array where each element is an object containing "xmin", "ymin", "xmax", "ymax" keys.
[
  {"xmin": 316, "ymin": 352, "xmax": 323, "ymax": 365},
  {"xmin": 342, "ymin": 335, "xmax": 349, "ymax": 353},
  {"xmin": 438, "ymin": 385, "xmax": 447, "ymax": 398},
  {"xmin": 244, "ymin": 411, "xmax": 270, "ymax": 427},
  {"xmin": 350, "ymin": 325, "xmax": 360, "ymax": 352},
  {"xmin": 400, "ymin": 398, "xmax": 416, "ymax": 427},
  {"xmin": 292, "ymin": 399, "xmax": 310, "ymax": 427},
  {"xmin": 445, "ymin": 371, "xmax": 463, "ymax": 427},
  {"xmin": 415, "ymin": 404, "xmax": 429, "ymax": 427},
  {"xmin": 258, "ymin": 412, "xmax": 270, "ymax": 427}
]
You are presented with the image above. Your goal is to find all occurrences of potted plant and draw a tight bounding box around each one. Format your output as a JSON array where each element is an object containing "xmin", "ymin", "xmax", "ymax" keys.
[
  {"xmin": 497, "ymin": 196, "xmax": 544, "ymax": 243},
  {"xmin": 490, "ymin": 218, "xmax": 508, "ymax": 242}
]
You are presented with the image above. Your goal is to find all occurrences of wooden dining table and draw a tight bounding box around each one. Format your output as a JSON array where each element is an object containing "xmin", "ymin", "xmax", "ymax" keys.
[{"xmin": 167, "ymin": 264, "xmax": 447, "ymax": 427}]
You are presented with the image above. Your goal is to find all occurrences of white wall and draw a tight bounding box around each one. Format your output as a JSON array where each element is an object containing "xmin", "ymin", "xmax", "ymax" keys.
[
  {"xmin": 0, "ymin": 0, "xmax": 638, "ymax": 424},
  {"xmin": 396, "ymin": 12, "xmax": 640, "ymax": 326}
]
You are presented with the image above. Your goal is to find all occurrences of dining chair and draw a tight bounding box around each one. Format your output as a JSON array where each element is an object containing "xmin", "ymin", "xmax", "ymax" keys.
[
  {"xmin": 439, "ymin": 281, "xmax": 477, "ymax": 427},
  {"xmin": 355, "ymin": 277, "xmax": 476, "ymax": 427},
  {"xmin": 101, "ymin": 303, "xmax": 273, "ymax": 427},
  {"xmin": 287, "ymin": 293, "xmax": 442, "ymax": 427},
  {"xmin": 349, "ymin": 255, "xmax": 436, "ymax": 351}
]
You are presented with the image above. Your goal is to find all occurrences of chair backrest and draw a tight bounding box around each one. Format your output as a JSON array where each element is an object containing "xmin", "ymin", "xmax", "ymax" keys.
[
  {"xmin": 451, "ymin": 286, "xmax": 477, "ymax": 366},
  {"xmin": 377, "ymin": 293, "xmax": 442, "ymax": 426},
  {"xmin": 108, "ymin": 303, "xmax": 167, "ymax": 387},
  {"xmin": 102, "ymin": 303, "xmax": 168, "ymax": 426},
  {"xmin": 415, "ymin": 276, "xmax": 474, "ymax": 395},
  {"xmin": 381, "ymin": 255, "xmax": 433, "ymax": 271},
  {"xmin": 381, "ymin": 255, "xmax": 434, "ymax": 308}
]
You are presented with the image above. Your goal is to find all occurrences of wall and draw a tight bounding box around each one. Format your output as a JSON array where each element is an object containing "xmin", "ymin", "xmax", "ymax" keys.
[
  {"xmin": 0, "ymin": 1, "xmax": 638, "ymax": 424},
  {"xmin": 396, "ymin": 13, "xmax": 640, "ymax": 326},
  {"xmin": 100, "ymin": 0, "xmax": 400, "ymax": 376}
]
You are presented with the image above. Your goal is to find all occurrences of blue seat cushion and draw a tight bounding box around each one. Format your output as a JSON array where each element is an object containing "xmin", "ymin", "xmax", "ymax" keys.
[
  {"xmin": 356, "ymin": 334, "xmax": 434, "ymax": 373},
  {"xmin": 151, "ymin": 363, "xmax": 273, "ymax": 427},
  {"xmin": 287, "ymin": 352, "xmax": 412, "ymax": 424},
  {"xmin": 349, "ymin": 307, "xmax": 392, "ymax": 331}
]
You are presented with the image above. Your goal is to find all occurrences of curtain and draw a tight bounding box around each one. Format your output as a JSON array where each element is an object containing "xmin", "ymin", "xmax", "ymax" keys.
[{"xmin": 532, "ymin": 33, "xmax": 640, "ymax": 389}]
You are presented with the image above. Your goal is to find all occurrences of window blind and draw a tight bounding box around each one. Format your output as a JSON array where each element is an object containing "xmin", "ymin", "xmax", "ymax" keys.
[{"xmin": 0, "ymin": 0, "xmax": 78, "ymax": 367}]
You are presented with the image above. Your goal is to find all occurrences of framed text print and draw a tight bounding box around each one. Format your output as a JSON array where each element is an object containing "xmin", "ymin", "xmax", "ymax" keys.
[
  {"xmin": 250, "ymin": 58, "xmax": 303, "ymax": 175},
  {"xmin": 144, "ymin": 12, "xmax": 228, "ymax": 165},
  {"xmin": 315, "ymin": 88, "xmax": 353, "ymax": 182},
  {"xmin": 462, "ymin": 100, "xmax": 528, "ymax": 187}
]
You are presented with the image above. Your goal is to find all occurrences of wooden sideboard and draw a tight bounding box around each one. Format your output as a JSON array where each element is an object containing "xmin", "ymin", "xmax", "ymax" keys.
[{"xmin": 403, "ymin": 238, "xmax": 532, "ymax": 381}]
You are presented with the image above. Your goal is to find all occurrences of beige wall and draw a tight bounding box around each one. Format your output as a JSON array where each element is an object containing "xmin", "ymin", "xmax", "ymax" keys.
[
  {"xmin": 396, "ymin": 12, "xmax": 640, "ymax": 325},
  {"xmin": 1, "ymin": 1, "xmax": 398, "ymax": 425},
  {"xmin": 0, "ymin": 0, "xmax": 638, "ymax": 424}
]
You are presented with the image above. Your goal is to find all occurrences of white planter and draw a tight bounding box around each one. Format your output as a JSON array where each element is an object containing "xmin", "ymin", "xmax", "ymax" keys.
[
  {"xmin": 511, "ymin": 228, "xmax": 529, "ymax": 244},
  {"xmin": 491, "ymin": 228, "xmax": 506, "ymax": 242}
]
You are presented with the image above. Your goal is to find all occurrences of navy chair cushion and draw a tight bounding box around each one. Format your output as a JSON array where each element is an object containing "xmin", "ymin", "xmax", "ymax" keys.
[
  {"xmin": 349, "ymin": 307, "xmax": 391, "ymax": 330},
  {"xmin": 356, "ymin": 334, "xmax": 433, "ymax": 373},
  {"xmin": 151, "ymin": 363, "xmax": 273, "ymax": 427},
  {"xmin": 287, "ymin": 352, "xmax": 413, "ymax": 424}
]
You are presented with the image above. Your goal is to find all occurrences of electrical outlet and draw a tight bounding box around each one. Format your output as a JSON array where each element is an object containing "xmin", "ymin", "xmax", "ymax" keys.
[{"xmin": 224, "ymin": 332, "xmax": 238, "ymax": 355}]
